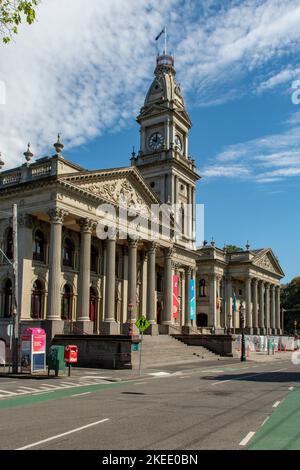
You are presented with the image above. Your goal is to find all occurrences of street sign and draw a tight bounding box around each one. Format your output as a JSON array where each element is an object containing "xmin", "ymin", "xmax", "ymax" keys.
[{"xmin": 135, "ymin": 316, "xmax": 150, "ymax": 333}]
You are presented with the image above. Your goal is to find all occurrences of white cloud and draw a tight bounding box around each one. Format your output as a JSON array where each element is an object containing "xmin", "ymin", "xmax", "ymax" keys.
[
  {"xmin": 1, "ymin": 0, "xmax": 300, "ymax": 168},
  {"xmin": 202, "ymin": 116, "xmax": 300, "ymax": 183}
]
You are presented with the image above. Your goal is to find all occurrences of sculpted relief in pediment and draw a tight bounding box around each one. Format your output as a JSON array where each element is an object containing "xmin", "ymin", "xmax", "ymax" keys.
[
  {"xmin": 254, "ymin": 255, "xmax": 277, "ymax": 274},
  {"xmin": 79, "ymin": 178, "xmax": 150, "ymax": 218}
]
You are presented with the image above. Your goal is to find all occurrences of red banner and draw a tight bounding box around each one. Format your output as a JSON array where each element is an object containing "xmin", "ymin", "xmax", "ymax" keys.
[{"xmin": 172, "ymin": 275, "xmax": 179, "ymax": 319}]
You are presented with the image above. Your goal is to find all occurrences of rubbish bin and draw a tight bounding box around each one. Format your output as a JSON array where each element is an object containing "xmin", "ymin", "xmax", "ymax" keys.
[{"xmin": 48, "ymin": 345, "xmax": 66, "ymax": 376}]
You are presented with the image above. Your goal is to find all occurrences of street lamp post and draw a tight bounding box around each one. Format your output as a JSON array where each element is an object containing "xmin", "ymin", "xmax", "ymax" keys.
[
  {"xmin": 294, "ymin": 320, "xmax": 297, "ymax": 338},
  {"xmin": 240, "ymin": 301, "xmax": 246, "ymax": 362}
]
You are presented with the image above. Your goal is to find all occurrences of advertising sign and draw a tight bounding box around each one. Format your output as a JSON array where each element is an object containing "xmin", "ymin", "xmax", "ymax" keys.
[
  {"xmin": 172, "ymin": 275, "xmax": 179, "ymax": 319},
  {"xmin": 21, "ymin": 328, "xmax": 46, "ymax": 373},
  {"xmin": 190, "ymin": 279, "xmax": 195, "ymax": 321}
]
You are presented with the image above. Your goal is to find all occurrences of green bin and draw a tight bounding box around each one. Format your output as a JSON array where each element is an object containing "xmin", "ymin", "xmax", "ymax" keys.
[{"xmin": 48, "ymin": 345, "xmax": 66, "ymax": 376}]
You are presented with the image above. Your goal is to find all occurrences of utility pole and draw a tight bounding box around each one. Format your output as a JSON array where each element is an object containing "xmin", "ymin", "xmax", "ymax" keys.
[{"xmin": 12, "ymin": 204, "xmax": 19, "ymax": 374}]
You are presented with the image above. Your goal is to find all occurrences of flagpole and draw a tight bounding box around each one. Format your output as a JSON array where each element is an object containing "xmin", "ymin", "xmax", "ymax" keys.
[{"xmin": 164, "ymin": 26, "xmax": 167, "ymax": 55}]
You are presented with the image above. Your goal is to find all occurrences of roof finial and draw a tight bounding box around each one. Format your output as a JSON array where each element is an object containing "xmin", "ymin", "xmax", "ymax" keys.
[
  {"xmin": 24, "ymin": 142, "xmax": 33, "ymax": 163},
  {"xmin": 246, "ymin": 240, "xmax": 250, "ymax": 251},
  {"xmin": 54, "ymin": 133, "xmax": 64, "ymax": 157},
  {"xmin": 0, "ymin": 152, "xmax": 4, "ymax": 170},
  {"xmin": 211, "ymin": 237, "xmax": 215, "ymax": 247}
]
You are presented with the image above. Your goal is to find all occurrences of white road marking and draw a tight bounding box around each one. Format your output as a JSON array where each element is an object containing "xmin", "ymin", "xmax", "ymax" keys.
[
  {"xmin": 71, "ymin": 392, "xmax": 91, "ymax": 398},
  {"xmin": 148, "ymin": 372, "xmax": 171, "ymax": 377},
  {"xmin": 261, "ymin": 416, "xmax": 269, "ymax": 427},
  {"xmin": 81, "ymin": 376, "xmax": 111, "ymax": 379},
  {"xmin": 0, "ymin": 389, "xmax": 17, "ymax": 397},
  {"xmin": 17, "ymin": 386, "xmax": 39, "ymax": 392},
  {"xmin": 289, "ymin": 386, "xmax": 294, "ymax": 391},
  {"xmin": 239, "ymin": 432, "xmax": 255, "ymax": 446},
  {"xmin": 134, "ymin": 382, "xmax": 148, "ymax": 385},
  {"xmin": 273, "ymin": 368, "xmax": 286, "ymax": 372},
  {"xmin": 16, "ymin": 418, "xmax": 110, "ymax": 450},
  {"xmin": 273, "ymin": 401, "xmax": 281, "ymax": 408}
]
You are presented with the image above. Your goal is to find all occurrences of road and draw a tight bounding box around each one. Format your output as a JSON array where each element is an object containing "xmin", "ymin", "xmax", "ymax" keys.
[{"xmin": 0, "ymin": 358, "xmax": 298, "ymax": 450}]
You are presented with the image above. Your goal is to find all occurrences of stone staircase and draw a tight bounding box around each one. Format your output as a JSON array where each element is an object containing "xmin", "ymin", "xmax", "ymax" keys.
[{"xmin": 131, "ymin": 335, "xmax": 219, "ymax": 369}]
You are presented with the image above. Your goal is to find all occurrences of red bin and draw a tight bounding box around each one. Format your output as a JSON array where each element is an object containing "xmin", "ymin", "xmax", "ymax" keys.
[{"xmin": 64, "ymin": 345, "xmax": 78, "ymax": 364}]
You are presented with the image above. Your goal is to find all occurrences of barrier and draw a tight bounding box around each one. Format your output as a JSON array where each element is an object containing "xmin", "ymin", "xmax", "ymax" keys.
[{"xmin": 233, "ymin": 335, "xmax": 295, "ymax": 353}]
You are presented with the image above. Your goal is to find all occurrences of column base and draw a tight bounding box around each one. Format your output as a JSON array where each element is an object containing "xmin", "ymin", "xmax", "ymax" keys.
[
  {"xmin": 42, "ymin": 319, "xmax": 66, "ymax": 350},
  {"xmin": 182, "ymin": 325, "xmax": 192, "ymax": 334},
  {"xmin": 121, "ymin": 322, "xmax": 139, "ymax": 335},
  {"xmin": 245, "ymin": 327, "xmax": 253, "ymax": 335},
  {"xmin": 252, "ymin": 327, "xmax": 261, "ymax": 335},
  {"xmin": 144, "ymin": 324, "xmax": 159, "ymax": 335},
  {"xmin": 101, "ymin": 321, "xmax": 120, "ymax": 335},
  {"xmin": 158, "ymin": 323, "xmax": 179, "ymax": 335},
  {"xmin": 73, "ymin": 321, "xmax": 94, "ymax": 335}
]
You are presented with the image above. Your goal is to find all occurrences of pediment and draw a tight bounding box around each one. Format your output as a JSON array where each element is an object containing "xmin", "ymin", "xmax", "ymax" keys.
[
  {"xmin": 253, "ymin": 250, "xmax": 284, "ymax": 277},
  {"xmin": 138, "ymin": 103, "xmax": 170, "ymax": 120},
  {"xmin": 60, "ymin": 168, "xmax": 159, "ymax": 219}
]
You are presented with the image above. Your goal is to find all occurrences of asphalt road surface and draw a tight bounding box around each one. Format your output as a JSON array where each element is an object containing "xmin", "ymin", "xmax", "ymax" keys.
[{"xmin": 0, "ymin": 358, "xmax": 298, "ymax": 450}]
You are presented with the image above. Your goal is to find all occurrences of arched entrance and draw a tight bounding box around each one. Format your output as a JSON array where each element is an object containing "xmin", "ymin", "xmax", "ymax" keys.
[
  {"xmin": 31, "ymin": 280, "xmax": 44, "ymax": 319},
  {"xmin": 61, "ymin": 284, "xmax": 73, "ymax": 320},
  {"xmin": 197, "ymin": 313, "xmax": 208, "ymax": 327}
]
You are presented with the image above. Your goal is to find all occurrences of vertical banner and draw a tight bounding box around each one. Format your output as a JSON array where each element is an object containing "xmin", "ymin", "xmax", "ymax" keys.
[
  {"xmin": 172, "ymin": 275, "xmax": 179, "ymax": 319},
  {"xmin": 190, "ymin": 279, "xmax": 195, "ymax": 321}
]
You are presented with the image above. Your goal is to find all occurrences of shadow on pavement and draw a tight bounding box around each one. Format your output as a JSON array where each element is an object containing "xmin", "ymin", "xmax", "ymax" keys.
[{"xmin": 204, "ymin": 371, "xmax": 300, "ymax": 383}]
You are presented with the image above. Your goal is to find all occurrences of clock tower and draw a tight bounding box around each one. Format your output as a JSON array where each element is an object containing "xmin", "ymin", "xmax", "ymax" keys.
[{"xmin": 132, "ymin": 53, "xmax": 200, "ymax": 245}]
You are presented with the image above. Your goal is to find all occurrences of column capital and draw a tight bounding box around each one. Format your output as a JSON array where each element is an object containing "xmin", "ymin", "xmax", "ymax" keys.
[
  {"xmin": 252, "ymin": 277, "xmax": 259, "ymax": 286},
  {"xmin": 48, "ymin": 208, "xmax": 68, "ymax": 224},
  {"xmin": 128, "ymin": 237, "xmax": 139, "ymax": 249},
  {"xmin": 165, "ymin": 246, "xmax": 175, "ymax": 259},
  {"xmin": 185, "ymin": 266, "xmax": 192, "ymax": 275},
  {"xmin": 147, "ymin": 241, "xmax": 158, "ymax": 254},
  {"xmin": 270, "ymin": 284, "xmax": 276, "ymax": 292},
  {"xmin": 265, "ymin": 283, "xmax": 270, "ymax": 290},
  {"xmin": 18, "ymin": 213, "xmax": 34, "ymax": 228},
  {"xmin": 77, "ymin": 218, "xmax": 96, "ymax": 233}
]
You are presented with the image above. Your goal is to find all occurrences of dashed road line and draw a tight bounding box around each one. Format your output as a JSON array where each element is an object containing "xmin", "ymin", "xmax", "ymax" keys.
[
  {"xmin": 273, "ymin": 401, "xmax": 281, "ymax": 408},
  {"xmin": 16, "ymin": 418, "xmax": 110, "ymax": 450},
  {"xmin": 289, "ymin": 386, "xmax": 294, "ymax": 391},
  {"xmin": 239, "ymin": 431, "xmax": 256, "ymax": 446},
  {"xmin": 71, "ymin": 392, "xmax": 91, "ymax": 398},
  {"xmin": 261, "ymin": 416, "xmax": 269, "ymax": 427}
]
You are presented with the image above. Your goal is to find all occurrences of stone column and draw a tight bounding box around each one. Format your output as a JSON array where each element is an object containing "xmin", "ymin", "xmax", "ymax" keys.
[
  {"xmin": 18, "ymin": 214, "xmax": 34, "ymax": 320},
  {"xmin": 45, "ymin": 208, "xmax": 67, "ymax": 339},
  {"xmin": 162, "ymin": 247, "xmax": 174, "ymax": 331},
  {"xmin": 128, "ymin": 239, "xmax": 138, "ymax": 321},
  {"xmin": 183, "ymin": 267, "xmax": 191, "ymax": 333},
  {"xmin": 147, "ymin": 242, "xmax": 158, "ymax": 335},
  {"xmin": 76, "ymin": 218, "xmax": 94, "ymax": 334},
  {"xmin": 270, "ymin": 285, "xmax": 276, "ymax": 333},
  {"xmin": 252, "ymin": 279, "xmax": 259, "ymax": 333},
  {"xmin": 275, "ymin": 286, "xmax": 281, "ymax": 333},
  {"xmin": 209, "ymin": 273, "xmax": 217, "ymax": 331},
  {"xmin": 245, "ymin": 276, "xmax": 252, "ymax": 333},
  {"xmin": 258, "ymin": 281, "xmax": 265, "ymax": 333},
  {"xmin": 265, "ymin": 283, "xmax": 270, "ymax": 335},
  {"xmin": 102, "ymin": 238, "xmax": 119, "ymax": 334},
  {"xmin": 226, "ymin": 276, "xmax": 232, "ymax": 330}
]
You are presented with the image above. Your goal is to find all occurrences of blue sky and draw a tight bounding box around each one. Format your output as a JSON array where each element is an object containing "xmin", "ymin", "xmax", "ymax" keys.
[{"xmin": 0, "ymin": 0, "xmax": 300, "ymax": 282}]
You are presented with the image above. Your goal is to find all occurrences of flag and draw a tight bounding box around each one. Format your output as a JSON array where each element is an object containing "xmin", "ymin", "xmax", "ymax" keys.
[
  {"xmin": 232, "ymin": 292, "xmax": 237, "ymax": 313},
  {"xmin": 155, "ymin": 28, "xmax": 165, "ymax": 41}
]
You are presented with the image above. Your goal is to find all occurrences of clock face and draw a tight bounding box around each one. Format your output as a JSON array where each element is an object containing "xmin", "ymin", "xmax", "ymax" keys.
[
  {"xmin": 148, "ymin": 132, "xmax": 164, "ymax": 151},
  {"xmin": 175, "ymin": 135, "xmax": 183, "ymax": 152}
]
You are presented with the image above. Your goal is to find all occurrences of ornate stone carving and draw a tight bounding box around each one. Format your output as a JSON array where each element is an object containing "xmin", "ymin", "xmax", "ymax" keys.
[
  {"xmin": 255, "ymin": 255, "xmax": 277, "ymax": 274},
  {"xmin": 147, "ymin": 241, "xmax": 157, "ymax": 253},
  {"xmin": 79, "ymin": 178, "xmax": 150, "ymax": 218},
  {"xmin": 77, "ymin": 218, "xmax": 96, "ymax": 233},
  {"xmin": 18, "ymin": 214, "xmax": 34, "ymax": 228},
  {"xmin": 48, "ymin": 208, "xmax": 68, "ymax": 224},
  {"xmin": 165, "ymin": 246, "xmax": 175, "ymax": 259}
]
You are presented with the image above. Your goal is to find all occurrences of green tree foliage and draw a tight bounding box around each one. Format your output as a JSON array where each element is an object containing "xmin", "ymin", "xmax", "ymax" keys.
[
  {"xmin": 281, "ymin": 277, "xmax": 300, "ymax": 311},
  {"xmin": 0, "ymin": 0, "xmax": 39, "ymax": 43},
  {"xmin": 225, "ymin": 245, "xmax": 243, "ymax": 252}
]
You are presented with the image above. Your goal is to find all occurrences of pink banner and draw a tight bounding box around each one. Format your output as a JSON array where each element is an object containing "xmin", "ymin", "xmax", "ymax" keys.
[
  {"xmin": 32, "ymin": 334, "xmax": 46, "ymax": 353},
  {"xmin": 173, "ymin": 275, "xmax": 179, "ymax": 319}
]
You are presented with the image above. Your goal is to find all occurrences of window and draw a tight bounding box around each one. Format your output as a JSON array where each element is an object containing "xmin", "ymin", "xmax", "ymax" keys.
[
  {"xmin": 199, "ymin": 279, "xmax": 206, "ymax": 297},
  {"xmin": 61, "ymin": 284, "xmax": 73, "ymax": 320},
  {"xmin": 4, "ymin": 279, "xmax": 13, "ymax": 318},
  {"xmin": 6, "ymin": 228, "xmax": 13, "ymax": 260},
  {"xmin": 91, "ymin": 245, "xmax": 98, "ymax": 273},
  {"xmin": 33, "ymin": 230, "xmax": 45, "ymax": 262},
  {"xmin": 63, "ymin": 238, "xmax": 74, "ymax": 268},
  {"xmin": 31, "ymin": 280, "xmax": 44, "ymax": 319}
]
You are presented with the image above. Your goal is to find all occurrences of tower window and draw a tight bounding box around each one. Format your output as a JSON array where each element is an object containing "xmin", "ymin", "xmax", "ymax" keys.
[{"xmin": 150, "ymin": 182, "xmax": 155, "ymax": 188}]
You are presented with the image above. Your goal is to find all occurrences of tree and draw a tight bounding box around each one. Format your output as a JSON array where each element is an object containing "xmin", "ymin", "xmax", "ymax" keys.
[
  {"xmin": 281, "ymin": 277, "xmax": 300, "ymax": 333},
  {"xmin": 0, "ymin": 0, "xmax": 39, "ymax": 44},
  {"xmin": 224, "ymin": 245, "xmax": 243, "ymax": 253}
]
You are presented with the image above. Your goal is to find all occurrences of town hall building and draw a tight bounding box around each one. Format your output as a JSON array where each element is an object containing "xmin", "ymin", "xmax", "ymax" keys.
[{"xmin": 0, "ymin": 52, "xmax": 284, "ymax": 346}]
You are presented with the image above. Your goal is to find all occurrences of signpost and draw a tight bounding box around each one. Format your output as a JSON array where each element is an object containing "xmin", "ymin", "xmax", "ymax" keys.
[
  {"xmin": 7, "ymin": 323, "xmax": 13, "ymax": 373},
  {"xmin": 135, "ymin": 316, "xmax": 150, "ymax": 376}
]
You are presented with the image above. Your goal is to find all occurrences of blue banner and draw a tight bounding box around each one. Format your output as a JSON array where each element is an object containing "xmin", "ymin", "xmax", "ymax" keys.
[{"xmin": 190, "ymin": 279, "xmax": 195, "ymax": 321}]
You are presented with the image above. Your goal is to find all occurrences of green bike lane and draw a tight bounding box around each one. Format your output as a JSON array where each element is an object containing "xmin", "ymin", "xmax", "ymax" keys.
[{"xmin": 248, "ymin": 385, "xmax": 300, "ymax": 450}]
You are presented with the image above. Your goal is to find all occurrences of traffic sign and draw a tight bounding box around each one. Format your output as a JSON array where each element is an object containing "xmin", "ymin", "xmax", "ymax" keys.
[{"xmin": 135, "ymin": 316, "xmax": 150, "ymax": 333}]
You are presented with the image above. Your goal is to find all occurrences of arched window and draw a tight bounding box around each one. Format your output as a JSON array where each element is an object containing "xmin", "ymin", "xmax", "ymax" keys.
[
  {"xmin": 33, "ymin": 230, "xmax": 45, "ymax": 262},
  {"xmin": 89, "ymin": 287, "xmax": 97, "ymax": 323},
  {"xmin": 4, "ymin": 279, "xmax": 13, "ymax": 318},
  {"xmin": 90, "ymin": 245, "xmax": 98, "ymax": 273},
  {"xmin": 6, "ymin": 228, "xmax": 13, "ymax": 260},
  {"xmin": 199, "ymin": 279, "xmax": 206, "ymax": 297},
  {"xmin": 63, "ymin": 238, "xmax": 74, "ymax": 268},
  {"xmin": 61, "ymin": 284, "xmax": 73, "ymax": 320},
  {"xmin": 31, "ymin": 280, "xmax": 44, "ymax": 319}
]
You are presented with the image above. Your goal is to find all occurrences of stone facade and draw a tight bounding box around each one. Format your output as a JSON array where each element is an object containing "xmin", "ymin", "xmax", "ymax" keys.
[{"xmin": 196, "ymin": 244, "xmax": 284, "ymax": 335}]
